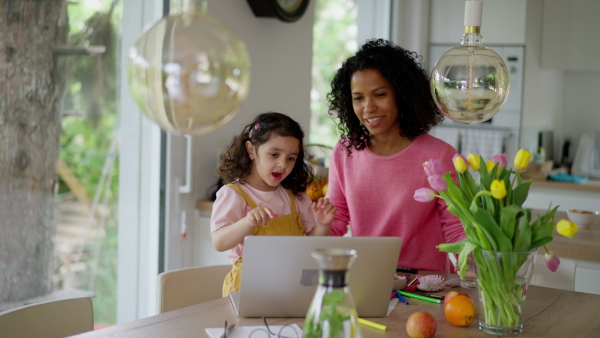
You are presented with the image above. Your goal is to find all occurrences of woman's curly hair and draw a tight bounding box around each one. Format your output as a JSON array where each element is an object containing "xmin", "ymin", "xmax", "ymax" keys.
[
  {"xmin": 217, "ymin": 112, "xmax": 314, "ymax": 197},
  {"xmin": 327, "ymin": 38, "xmax": 444, "ymax": 155}
]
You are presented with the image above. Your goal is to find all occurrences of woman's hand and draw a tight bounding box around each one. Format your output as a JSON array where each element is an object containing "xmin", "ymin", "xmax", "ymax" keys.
[
  {"xmin": 311, "ymin": 197, "xmax": 336, "ymax": 226},
  {"xmin": 246, "ymin": 206, "xmax": 281, "ymax": 228}
]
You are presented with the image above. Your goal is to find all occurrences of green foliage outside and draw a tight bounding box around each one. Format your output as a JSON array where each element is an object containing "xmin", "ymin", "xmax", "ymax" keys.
[
  {"xmin": 61, "ymin": 0, "xmax": 122, "ymax": 326},
  {"xmin": 310, "ymin": 0, "xmax": 357, "ymax": 147},
  {"xmin": 57, "ymin": 0, "xmax": 355, "ymax": 326}
]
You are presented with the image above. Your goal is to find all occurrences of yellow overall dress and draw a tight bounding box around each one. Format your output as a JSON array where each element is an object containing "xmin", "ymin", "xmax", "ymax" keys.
[{"xmin": 222, "ymin": 184, "xmax": 307, "ymax": 297}]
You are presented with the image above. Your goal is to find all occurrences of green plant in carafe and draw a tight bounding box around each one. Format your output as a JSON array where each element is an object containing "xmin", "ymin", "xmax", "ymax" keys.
[{"xmin": 303, "ymin": 249, "xmax": 361, "ymax": 338}]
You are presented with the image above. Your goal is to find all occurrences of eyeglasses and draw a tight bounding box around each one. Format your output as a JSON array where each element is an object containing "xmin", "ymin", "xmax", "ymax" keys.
[{"xmin": 248, "ymin": 317, "xmax": 299, "ymax": 338}]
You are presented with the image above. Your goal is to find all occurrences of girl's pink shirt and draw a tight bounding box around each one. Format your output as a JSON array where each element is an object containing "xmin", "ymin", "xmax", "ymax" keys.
[
  {"xmin": 327, "ymin": 133, "xmax": 466, "ymax": 272},
  {"xmin": 210, "ymin": 183, "xmax": 316, "ymax": 262}
]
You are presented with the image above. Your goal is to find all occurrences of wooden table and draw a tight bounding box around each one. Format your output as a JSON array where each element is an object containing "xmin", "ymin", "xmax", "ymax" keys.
[{"xmin": 73, "ymin": 285, "xmax": 600, "ymax": 337}]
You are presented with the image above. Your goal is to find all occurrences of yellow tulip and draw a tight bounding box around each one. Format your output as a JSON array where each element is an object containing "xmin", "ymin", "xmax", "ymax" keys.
[
  {"xmin": 485, "ymin": 160, "xmax": 496, "ymax": 173},
  {"xmin": 556, "ymin": 219, "xmax": 579, "ymax": 238},
  {"xmin": 490, "ymin": 180, "xmax": 507, "ymax": 199},
  {"xmin": 467, "ymin": 154, "xmax": 480, "ymax": 170},
  {"xmin": 514, "ymin": 149, "xmax": 532, "ymax": 170},
  {"xmin": 454, "ymin": 156, "xmax": 467, "ymax": 174}
]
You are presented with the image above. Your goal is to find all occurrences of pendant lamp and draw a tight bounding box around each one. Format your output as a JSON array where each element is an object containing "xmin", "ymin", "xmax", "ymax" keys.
[
  {"xmin": 128, "ymin": 0, "xmax": 250, "ymax": 135},
  {"xmin": 430, "ymin": 0, "xmax": 509, "ymax": 124}
]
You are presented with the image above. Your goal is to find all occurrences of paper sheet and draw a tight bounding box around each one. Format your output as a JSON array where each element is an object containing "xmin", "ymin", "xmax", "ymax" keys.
[
  {"xmin": 205, "ymin": 324, "xmax": 303, "ymax": 338},
  {"xmin": 387, "ymin": 297, "xmax": 399, "ymax": 316},
  {"xmin": 207, "ymin": 299, "xmax": 398, "ymax": 337}
]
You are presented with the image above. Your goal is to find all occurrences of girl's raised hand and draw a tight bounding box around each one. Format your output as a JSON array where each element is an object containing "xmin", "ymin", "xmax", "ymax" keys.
[
  {"xmin": 246, "ymin": 206, "xmax": 281, "ymax": 228},
  {"xmin": 311, "ymin": 197, "xmax": 336, "ymax": 226}
]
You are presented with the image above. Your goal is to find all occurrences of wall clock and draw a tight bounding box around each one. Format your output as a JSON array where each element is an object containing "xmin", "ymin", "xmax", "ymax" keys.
[{"xmin": 247, "ymin": 0, "xmax": 310, "ymax": 23}]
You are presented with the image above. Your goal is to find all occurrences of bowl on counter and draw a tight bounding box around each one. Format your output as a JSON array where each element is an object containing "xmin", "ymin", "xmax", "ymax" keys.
[{"xmin": 567, "ymin": 209, "xmax": 599, "ymax": 229}]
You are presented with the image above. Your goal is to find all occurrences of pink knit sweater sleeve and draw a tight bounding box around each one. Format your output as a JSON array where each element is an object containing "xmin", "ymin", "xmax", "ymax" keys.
[{"xmin": 327, "ymin": 142, "xmax": 351, "ymax": 236}]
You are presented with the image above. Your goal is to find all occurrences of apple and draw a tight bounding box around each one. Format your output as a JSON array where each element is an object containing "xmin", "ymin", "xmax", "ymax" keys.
[
  {"xmin": 406, "ymin": 311, "xmax": 437, "ymax": 338},
  {"xmin": 444, "ymin": 291, "xmax": 468, "ymax": 306}
]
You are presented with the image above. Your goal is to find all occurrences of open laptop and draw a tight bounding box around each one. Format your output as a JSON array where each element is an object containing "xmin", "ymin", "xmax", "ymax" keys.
[{"xmin": 229, "ymin": 236, "xmax": 402, "ymax": 318}]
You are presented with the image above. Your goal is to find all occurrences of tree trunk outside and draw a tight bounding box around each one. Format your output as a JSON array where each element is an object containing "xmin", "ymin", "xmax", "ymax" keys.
[{"xmin": 0, "ymin": 0, "xmax": 68, "ymax": 303}]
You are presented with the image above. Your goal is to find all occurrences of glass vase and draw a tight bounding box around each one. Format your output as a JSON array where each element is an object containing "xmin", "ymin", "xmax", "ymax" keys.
[
  {"xmin": 303, "ymin": 248, "xmax": 361, "ymax": 338},
  {"xmin": 473, "ymin": 249, "xmax": 536, "ymax": 336}
]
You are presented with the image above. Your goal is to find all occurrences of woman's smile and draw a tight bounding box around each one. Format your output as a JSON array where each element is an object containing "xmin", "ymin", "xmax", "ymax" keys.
[{"xmin": 350, "ymin": 69, "xmax": 400, "ymax": 137}]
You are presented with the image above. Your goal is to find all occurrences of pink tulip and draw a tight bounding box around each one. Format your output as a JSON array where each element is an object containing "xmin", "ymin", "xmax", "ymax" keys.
[
  {"xmin": 427, "ymin": 175, "xmax": 448, "ymax": 192},
  {"xmin": 492, "ymin": 153, "xmax": 508, "ymax": 168},
  {"xmin": 414, "ymin": 188, "xmax": 436, "ymax": 202},
  {"xmin": 423, "ymin": 159, "xmax": 445, "ymax": 177},
  {"xmin": 545, "ymin": 251, "xmax": 561, "ymax": 272}
]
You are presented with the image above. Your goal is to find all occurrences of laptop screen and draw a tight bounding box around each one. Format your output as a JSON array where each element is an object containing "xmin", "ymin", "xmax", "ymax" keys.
[{"xmin": 231, "ymin": 236, "xmax": 402, "ymax": 318}]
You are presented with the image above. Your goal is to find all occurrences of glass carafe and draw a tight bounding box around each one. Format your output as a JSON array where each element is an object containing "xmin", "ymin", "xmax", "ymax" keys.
[{"xmin": 303, "ymin": 248, "xmax": 361, "ymax": 338}]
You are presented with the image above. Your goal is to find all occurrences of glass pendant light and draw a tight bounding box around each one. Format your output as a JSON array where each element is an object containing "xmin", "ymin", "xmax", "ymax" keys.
[
  {"xmin": 128, "ymin": 0, "xmax": 250, "ymax": 135},
  {"xmin": 430, "ymin": 0, "xmax": 509, "ymax": 124}
]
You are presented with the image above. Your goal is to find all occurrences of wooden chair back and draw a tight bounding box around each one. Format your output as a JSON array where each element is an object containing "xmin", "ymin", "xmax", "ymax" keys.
[
  {"xmin": 0, "ymin": 297, "xmax": 93, "ymax": 338},
  {"xmin": 157, "ymin": 265, "xmax": 231, "ymax": 313}
]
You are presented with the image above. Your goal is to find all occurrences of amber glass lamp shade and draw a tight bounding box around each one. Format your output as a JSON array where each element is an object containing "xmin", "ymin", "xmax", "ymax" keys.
[
  {"xmin": 128, "ymin": 5, "xmax": 250, "ymax": 135},
  {"xmin": 430, "ymin": 0, "xmax": 509, "ymax": 124}
]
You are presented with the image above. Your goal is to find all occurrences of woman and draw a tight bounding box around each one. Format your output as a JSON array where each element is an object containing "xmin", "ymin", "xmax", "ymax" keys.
[{"xmin": 325, "ymin": 39, "xmax": 465, "ymax": 272}]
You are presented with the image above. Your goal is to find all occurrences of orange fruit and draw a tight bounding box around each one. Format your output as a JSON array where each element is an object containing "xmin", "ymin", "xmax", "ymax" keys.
[
  {"xmin": 444, "ymin": 294, "xmax": 476, "ymax": 327},
  {"xmin": 306, "ymin": 182, "xmax": 323, "ymax": 202}
]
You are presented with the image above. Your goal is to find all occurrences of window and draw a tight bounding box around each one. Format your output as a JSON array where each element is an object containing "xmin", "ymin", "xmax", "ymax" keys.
[
  {"xmin": 310, "ymin": 0, "xmax": 357, "ymax": 147},
  {"xmin": 0, "ymin": 0, "xmax": 122, "ymax": 329}
]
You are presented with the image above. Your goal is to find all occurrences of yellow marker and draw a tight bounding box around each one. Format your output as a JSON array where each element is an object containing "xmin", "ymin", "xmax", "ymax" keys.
[{"xmin": 357, "ymin": 318, "xmax": 388, "ymax": 331}]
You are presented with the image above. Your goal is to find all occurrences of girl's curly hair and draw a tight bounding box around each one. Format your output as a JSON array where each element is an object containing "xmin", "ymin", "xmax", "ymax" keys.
[
  {"xmin": 327, "ymin": 38, "xmax": 444, "ymax": 155},
  {"xmin": 217, "ymin": 112, "xmax": 314, "ymax": 197}
]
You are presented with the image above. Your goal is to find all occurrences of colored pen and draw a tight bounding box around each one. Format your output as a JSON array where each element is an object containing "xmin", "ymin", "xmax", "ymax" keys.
[
  {"xmin": 357, "ymin": 318, "xmax": 388, "ymax": 331},
  {"xmin": 393, "ymin": 290, "xmax": 409, "ymax": 305},
  {"xmin": 396, "ymin": 290, "xmax": 442, "ymax": 304}
]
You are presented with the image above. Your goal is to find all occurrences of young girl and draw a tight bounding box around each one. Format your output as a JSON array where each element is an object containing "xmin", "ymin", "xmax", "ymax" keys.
[{"xmin": 210, "ymin": 112, "xmax": 336, "ymax": 297}]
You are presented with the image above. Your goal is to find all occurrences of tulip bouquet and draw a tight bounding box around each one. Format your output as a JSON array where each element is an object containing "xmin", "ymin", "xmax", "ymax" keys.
[{"xmin": 414, "ymin": 149, "xmax": 579, "ymax": 334}]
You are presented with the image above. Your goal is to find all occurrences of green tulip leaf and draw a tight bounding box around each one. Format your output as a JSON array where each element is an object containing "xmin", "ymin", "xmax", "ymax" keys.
[
  {"xmin": 458, "ymin": 241, "xmax": 477, "ymax": 277},
  {"xmin": 500, "ymin": 205, "xmax": 524, "ymax": 241},
  {"xmin": 437, "ymin": 239, "xmax": 468, "ymax": 254},
  {"xmin": 473, "ymin": 208, "xmax": 512, "ymax": 252},
  {"xmin": 513, "ymin": 180, "xmax": 531, "ymax": 206},
  {"xmin": 513, "ymin": 221, "xmax": 532, "ymax": 252}
]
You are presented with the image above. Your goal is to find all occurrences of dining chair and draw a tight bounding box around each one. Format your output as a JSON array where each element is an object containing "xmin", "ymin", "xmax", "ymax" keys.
[
  {"xmin": 0, "ymin": 297, "xmax": 93, "ymax": 338},
  {"xmin": 157, "ymin": 264, "xmax": 232, "ymax": 314}
]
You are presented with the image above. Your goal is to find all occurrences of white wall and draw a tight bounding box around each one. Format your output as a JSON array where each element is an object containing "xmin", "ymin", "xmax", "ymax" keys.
[
  {"xmin": 522, "ymin": 0, "xmax": 600, "ymax": 161},
  {"xmin": 192, "ymin": 0, "xmax": 315, "ymax": 202},
  {"xmin": 562, "ymin": 72, "xmax": 600, "ymax": 158}
]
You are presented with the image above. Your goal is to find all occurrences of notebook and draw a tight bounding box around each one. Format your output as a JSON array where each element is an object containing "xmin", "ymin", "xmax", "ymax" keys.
[{"xmin": 229, "ymin": 236, "xmax": 402, "ymax": 318}]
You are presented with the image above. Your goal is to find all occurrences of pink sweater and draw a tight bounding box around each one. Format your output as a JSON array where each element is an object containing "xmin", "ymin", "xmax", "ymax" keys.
[{"xmin": 327, "ymin": 134, "xmax": 466, "ymax": 272}]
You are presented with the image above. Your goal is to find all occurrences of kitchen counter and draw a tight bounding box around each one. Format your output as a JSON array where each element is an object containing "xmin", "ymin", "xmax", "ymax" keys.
[
  {"xmin": 530, "ymin": 178, "xmax": 600, "ymax": 193},
  {"xmin": 525, "ymin": 179, "xmax": 600, "ymax": 216},
  {"xmin": 196, "ymin": 200, "xmax": 599, "ymax": 261},
  {"xmin": 196, "ymin": 203, "xmax": 599, "ymax": 262}
]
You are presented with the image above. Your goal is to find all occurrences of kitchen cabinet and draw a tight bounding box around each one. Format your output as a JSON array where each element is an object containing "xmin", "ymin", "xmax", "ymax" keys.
[
  {"xmin": 533, "ymin": 255, "xmax": 600, "ymax": 295},
  {"xmin": 574, "ymin": 260, "xmax": 600, "ymax": 295},
  {"xmin": 530, "ymin": 207, "xmax": 600, "ymax": 295},
  {"xmin": 429, "ymin": 0, "xmax": 526, "ymax": 45},
  {"xmin": 524, "ymin": 179, "xmax": 600, "ymax": 212},
  {"xmin": 540, "ymin": 0, "xmax": 600, "ymax": 71}
]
